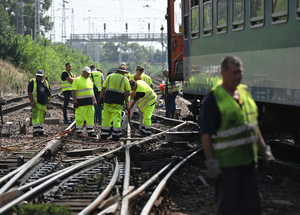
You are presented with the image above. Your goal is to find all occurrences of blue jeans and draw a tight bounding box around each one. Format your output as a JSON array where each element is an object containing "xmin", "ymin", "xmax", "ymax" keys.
[
  {"xmin": 63, "ymin": 91, "xmax": 72, "ymax": 122},
  {"xmin": 165, "ymin": 92, "xmax": 178, "ymax": 118},
  {"xmin": 94, "ymin": 91, "xmax": 102, "ymax": 123}
]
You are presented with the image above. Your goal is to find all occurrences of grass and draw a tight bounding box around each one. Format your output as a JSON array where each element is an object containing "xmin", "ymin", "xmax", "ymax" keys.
[{"xmin": 13, "ymin": 203, "xmax": 71, "ymax": 215}]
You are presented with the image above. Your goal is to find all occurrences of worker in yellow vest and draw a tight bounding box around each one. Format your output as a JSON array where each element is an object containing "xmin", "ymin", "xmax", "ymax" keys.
[
  {"xmin": 28, "ymin": 70, "xmax": 52, "ymax": 137},
  {"xmin": 201, "ymin": 56, "xmax": 275, "ymax": 214},
  {"xmin": 72, "ymin": 67, "xmax": 97, "ymax": 137},
  {"xmin": 121, "ymin": 65, "xmax": 153, "ymax": 133},
  {"xmin": 89, "ymin": 64, "xmax": 104, "ymax": 124},
  {"xmin": 61, "ymin": 62, "xmax": 76, "ymax": 124},
  {"xmin": 162, "ymin": 69, "xmax": 180, "ymax": 118},
  {"xmin": 128, "ymin": 79, "xmax": 157, "ymax": 136},
  {"xmin": 99, "ymin": 65, "xmax": 131, "ymax": 141}
]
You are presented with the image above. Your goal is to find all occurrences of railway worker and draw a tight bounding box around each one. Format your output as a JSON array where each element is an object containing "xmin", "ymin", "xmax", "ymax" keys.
[
  {"xmin": 99, "ymin": 65, "xmax": 131, "ymax": 141},
  {"xmin": 28, "ymin": 70, "xmax": 52, "ymax": 137},
  {"xmin": 128, "ymin": 79, "xmax": 157, "ymax": 136},
  {"xmin": 120, "ymin": 62, "xmax": 130, "ymax": 79},
  {"xmin": 200, "ymin": 56, "xmax": 275, "ymax": 215},
  {"xmin": 89, "ymin": 64, "xmax": 104, "ymax": 124},
  {"xmin": 61, "ymin": 62, "xmax": 76, "ymax": 124},
  {"xmin": 72, "ymin": 67, "xmax": 97, "ymax": 137},
  {"xmin": 122, "ymin": 65, "xmax": 154, "ymax": 133},
  {"xmin": 162, "ymin": 69, "xmax": 180, "ymax": 118}
]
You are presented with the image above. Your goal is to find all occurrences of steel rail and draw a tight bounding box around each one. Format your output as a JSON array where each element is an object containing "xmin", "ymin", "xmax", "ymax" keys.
[
  {"xmin": 0, "ymin": 146, "xmax": 124, "ymax": 215},
  {"xmin": 78, "ymin": 157, "xmax": 120, "ymax": 215},
  {"xmin": 140, "ymin": 147, "xmax": 203, "ymax": 215},
  {"xmin": 126, "ymin": 159, "xmax": 177, "ymax": 200},
  {"xmin": 0, "ymin": 122, "xmax": 76, "ymax": 193}
]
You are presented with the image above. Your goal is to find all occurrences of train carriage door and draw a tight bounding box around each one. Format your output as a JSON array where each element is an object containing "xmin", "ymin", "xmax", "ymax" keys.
[{"xmin": 167, "ymin": 0, "xmax": 184, "ymax": 81}]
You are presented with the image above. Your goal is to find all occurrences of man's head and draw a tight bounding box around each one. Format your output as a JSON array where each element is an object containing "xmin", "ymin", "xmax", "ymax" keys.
[
  {"xmin": 107, "ymin": 71, "xmax": 114, "ymax": 76},
  {"xmin": 135, "ymin": 65, "xmax": 145, "ymax": 77},
  {"xmin": 162, "ymin": 69, "xmax": 169, "ymax": 78},
  {"xmin": 82, "ymin": 66, "xmax": 92, "ymax": 78},
  {"xmin": 115, "ymin": 65, "xmax": 129, "ymax": 75},
  {"xmin": 36, "ymin": 70, "xmax": 44, "ymax": 81},
  {"xmin": 120, "ymin": 62, "xmax": 128, "ymax": 68},
  {"xmin": 65, "ymin": 62, "xmax": 72, "ymax": 72},
  {"xmin": 129, "ymin": 80, "xmax": 137, "ymax": 91},
  {"xmin": 221, "ymin": 56, "xmax": 243, "ymax": 90},
  {"xmin": 90, "ymin": 64, "xmax": 96, "ymax": 71}
]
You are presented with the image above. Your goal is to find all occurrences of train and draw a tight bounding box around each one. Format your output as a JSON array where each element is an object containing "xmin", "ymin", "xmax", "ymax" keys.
[{"xmin": 167, "ymin": 0, "xmax": 300, "ymax": 142}]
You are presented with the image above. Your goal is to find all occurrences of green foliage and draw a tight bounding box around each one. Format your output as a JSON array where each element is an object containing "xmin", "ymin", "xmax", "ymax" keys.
[
  {"xmin": 13, "ymin": 203, "xmax": 71, "ymax": 215},
  {"xmin": 0, "ymin": 33, "xmax": 100, "ymax": 83},
  {"xmin": 0, "ymin": 0, "xmax": 53, "ymax": 35},
  {"xmin": 0, "ymin": 6, "xmax": 14, "ymax": 34}
]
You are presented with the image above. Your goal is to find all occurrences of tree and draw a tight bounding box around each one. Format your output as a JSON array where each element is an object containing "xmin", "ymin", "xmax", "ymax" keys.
[
  {"xmin": 0, "ymin": 0, "xmax": 53, "ymax": 36},
  {"xmin": 0, "ymin": 6, "xmax": 14, "ymax": 34}
]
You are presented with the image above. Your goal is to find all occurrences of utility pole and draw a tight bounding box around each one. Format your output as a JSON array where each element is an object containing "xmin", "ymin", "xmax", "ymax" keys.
[
  {"xmin": 160, "ymin": 25, "xmax": 164, "ymax": 70},
  {"xmin": 16, "ymin": 0, "xmax": 24, "ymax": 36},
  {"xmin": 71, "ymin": 8, "xmax": 74, "ymax": 47},
  {"xmin": 61, "ymin": 0, "xmax": 68, "ymax": 43},
  {"xmin": 34, "ymin": 0, "xmax": 40, "ymax": 42},
  {"xmin": 51, "ymin": 0, "xmax": 55, "ymax": 42}
]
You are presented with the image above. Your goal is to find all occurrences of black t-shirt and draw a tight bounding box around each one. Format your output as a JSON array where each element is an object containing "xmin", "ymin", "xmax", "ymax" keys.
[
  {"xmin": 134, "ymin": 92, "xmax": 146, "ymax": 101},
  {"xmin": 28, "ymin": 80, "xmax": 51, "ymax": 105},
  {"xmin": 200, "ymin": 92, "xmax": 221, "ymax": 135},
  {"xmin": 61, "ymin": 71, "xmax": 71, "ymax": 81}
]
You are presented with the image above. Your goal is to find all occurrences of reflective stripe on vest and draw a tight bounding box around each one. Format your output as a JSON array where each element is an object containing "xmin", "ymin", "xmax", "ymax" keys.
[
  {"xmin": 90, "ymin": 70, "xmax": 102, "ymax": 91},
  {"xmin": 75, "ymin": 77, "xmax": 94, "ymax": 104},
  {"xmin": 211, "ymin": 84, "xmax": 259, "ymax": 167},
  {"xmin": 31, "ymin": 78, "xmax": 50, "ymax": 103},
  {"xmin": 61, "ymin": 70, "xmax": 74, "ymax": 92},
  {"xmin": 167, "ymin": 81, "xmax": 180, "ymax": 93},
  {"xmin": 104, "ymin": 73, "xmax": 128, "ymax": 105},
  {"xmin": 135, "ymin": 80, "xmax": 157, "ymax": 112},
  {"xmin": 141, "ymin": 75, "xmax": 152, "ymax": 86}
]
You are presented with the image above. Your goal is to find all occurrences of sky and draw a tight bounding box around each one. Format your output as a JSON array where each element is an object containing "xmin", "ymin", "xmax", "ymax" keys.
[{"xmin": 48, "ymin": 0, "xmax": 175, "ymax": 44}]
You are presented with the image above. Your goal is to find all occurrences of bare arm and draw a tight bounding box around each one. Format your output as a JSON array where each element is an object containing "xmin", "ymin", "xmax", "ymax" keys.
[
  {"xmin": 67, "ymin": 77, "xmax": 75, "ymax": 84},
  {"xmin": 201, "ymin": 134, "xmax": 215, "ymax": 159},
  {"xmin": 28, "ymin": 92, "xmax": 35, "ymax": 107},
  {"xmin": 257, "ymin": 127, "xmax": 267, "ymax": 148},
  {"xmin": 100, "ymin": 87, "xmax": 106, "ymax": 99},
  {"xmin": 72, "ymin": 90, "xmax": 77, "ymax": 102},
  {"xmin": 128, "ymin": 100, "xmax": 137, "ymax": 110},
  {"xmin": 124, "ymin": 91, "xmax": 130, "ymax": 103}
]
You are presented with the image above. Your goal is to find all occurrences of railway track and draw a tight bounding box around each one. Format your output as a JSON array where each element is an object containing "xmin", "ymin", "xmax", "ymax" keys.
[{"xmin": 0, "ymin": 82, "xmax": 300, "ymax": 214}]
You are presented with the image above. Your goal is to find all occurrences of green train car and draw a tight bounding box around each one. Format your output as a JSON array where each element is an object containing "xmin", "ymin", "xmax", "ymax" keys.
[{"xmin": 168, "ymin": 0, "xmax": 300, "ymax": 141}]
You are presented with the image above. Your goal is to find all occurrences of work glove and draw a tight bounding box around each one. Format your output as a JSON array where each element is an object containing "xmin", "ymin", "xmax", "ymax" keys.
[
  {"xmin": 205, "ymin": 158, "xmax": 223, "ymax": 182},
  {"xmin": 258, "ymin": 145, "xmax": 275, "ymax": 167},
  {"xmin": 73, "ymin": 101, "xmax": 79, "ymax": 109},
  {"xmin": 98, "ymin": 97, "xmax": 104, "ymax": 109}
]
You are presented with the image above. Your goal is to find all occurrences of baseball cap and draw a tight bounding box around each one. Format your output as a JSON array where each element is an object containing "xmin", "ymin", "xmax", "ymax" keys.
[
  {"xmin": 82, "ymin": 66, "xmax": 92, "ymax": 73},
  {"xmin": 36, "ymin": 70, "xmax": 44, "ymax": 76}
]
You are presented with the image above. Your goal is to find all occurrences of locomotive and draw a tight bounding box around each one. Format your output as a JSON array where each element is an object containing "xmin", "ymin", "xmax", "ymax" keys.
[{"xmin": 167, "ymin": 0, "xmax": 300, "ymax": 142}]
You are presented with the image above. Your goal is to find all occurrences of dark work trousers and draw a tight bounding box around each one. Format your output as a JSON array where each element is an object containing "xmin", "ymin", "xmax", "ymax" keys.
[
  {"xmin": 63, "ymin": 91, "xmax": 72, "ymax": 122},
  {"xmin": 215, "ymin": 163, "xmax": 261, "ymax": 215},
  {"xmin": 165, "ymin": 92, "xmax": 178, "ymax": 118},
  {"xmin": 94, "ymin": 90, "xmax": 102, "ymax": 123}
]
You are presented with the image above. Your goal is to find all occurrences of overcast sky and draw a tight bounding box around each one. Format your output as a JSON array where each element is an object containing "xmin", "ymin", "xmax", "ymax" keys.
[{"xmin": 49, "ymin": 0, "xmax": 174, "ymax": 43}]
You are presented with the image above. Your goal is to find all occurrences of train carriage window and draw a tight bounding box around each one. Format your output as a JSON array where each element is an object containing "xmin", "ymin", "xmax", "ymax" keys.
[
  {"xmin": 203, "ymin": 0, "xmax": 212, "ymax": 36},
  {"xmin": 250, "ymin": 0, "xmax": 264, "ymax": 28},
  {"xmin": 297, "ymin": 0, "xmax": 300, "ymax": 20},
  {"xmin": 232, "ymin": 0, "xmax": 244, "ymax": 31},
  {"xmin": 271, "ymin": 0, "xmax": 288, "ymax": 24},
  {"xmin": 184, "ymin": 0, "xmax": 189, "ymax": 40},
  {"xmin": 191, "ymin": 0, "xmax": 200, "ymax": 38},
  {"xmin": 217, "ymin": 0, "xmax": 227, "ymax": 34}
]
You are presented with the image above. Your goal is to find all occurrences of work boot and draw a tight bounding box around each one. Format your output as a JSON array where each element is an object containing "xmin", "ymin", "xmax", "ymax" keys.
[
  {"xmin": 33, "ymin": 132, "xmax": 39, "ymax": 137},
  {"xmin": 88, "ymin": 133, "xmax": 98, "ymax": 138}
]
